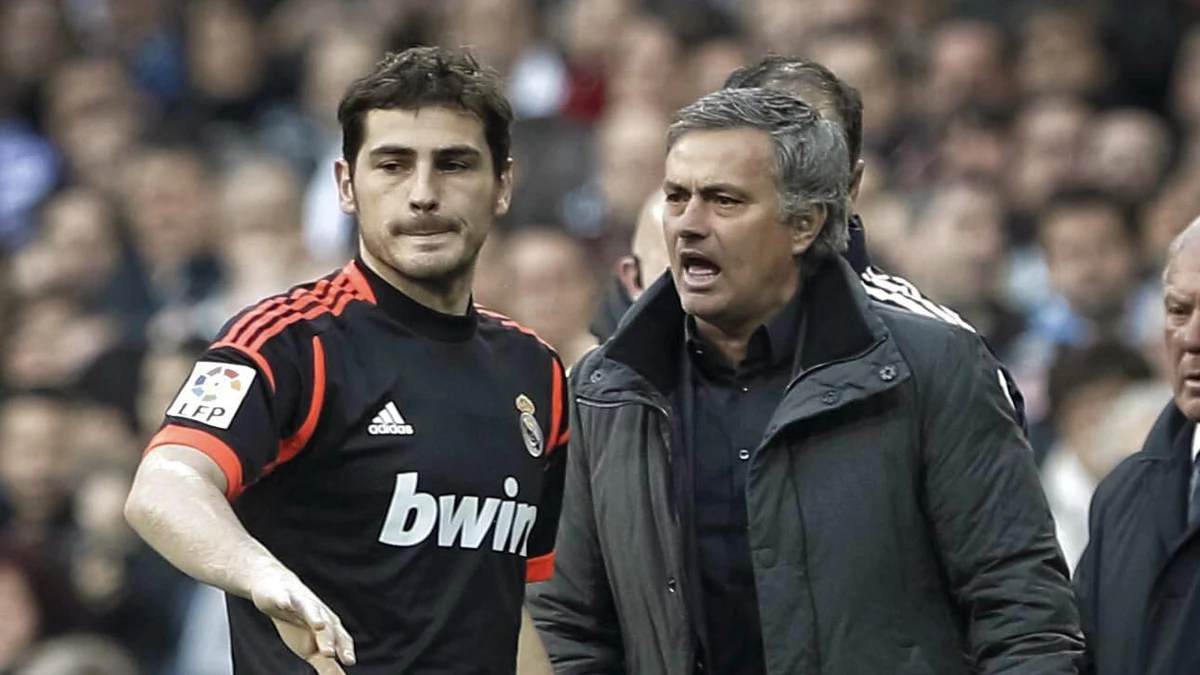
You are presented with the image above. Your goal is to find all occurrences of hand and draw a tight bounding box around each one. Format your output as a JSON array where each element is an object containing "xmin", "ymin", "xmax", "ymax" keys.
[{"xmin": 250, "ymin": 575, "xmax": 356, "ymax": 674}]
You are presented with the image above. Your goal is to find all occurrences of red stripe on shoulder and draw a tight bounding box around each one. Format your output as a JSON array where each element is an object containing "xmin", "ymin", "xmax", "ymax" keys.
[
  {"xmin": 229, "ymin": 278, "xmax": 335, "ymax": 350},
  {"xmin": 548, "ymin": 357, "xmax": 565, "ymax": 456},
  {"xmin": 475, "ymin": 307, "xmax": 557, "ymax": 354},
  {"xmin": 245, "ymin": 274, "xmax": 366, "ymax": 353},
  {"xmin": 208, "ymin": 341, "xmax": 279, "ymax": 392},
  {"xmin": 211, "ymin": 275, "xmax": 353, "ymax": 390},
  {"xmin": 244, "ymin": 276, "xmax": 349, "ymax": 353},
  {"xmin": 475, "ymin": 308, "xmax": 566, "ymax": 455},
  {"xmin": 264, "ymin": 334, "xmax": 326, "ymax": 477},
  {"xmin": 220, "ymin": 286, "xmax": 307, "ymax": 345},
  {"xmin": 345, "ymin": 260, "xmax": 377, "ymax": 304},
  {"xmin": 209, "ymin": 278, "xmax": 339, "ymax": 390}
]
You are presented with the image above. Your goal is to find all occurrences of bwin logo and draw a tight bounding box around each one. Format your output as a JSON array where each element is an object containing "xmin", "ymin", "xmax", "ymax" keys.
[{"xmin": 377, "ymin": 473, "xmax": 538, "ymax": 555}]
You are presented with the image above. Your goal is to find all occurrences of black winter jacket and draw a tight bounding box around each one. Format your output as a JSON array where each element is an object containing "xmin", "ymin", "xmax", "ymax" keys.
[
  {"xmin": 530, "ymin": 257, "xmax": 1082, "ymax": 675},
  {"xmin": 1075, "ymin": 403, "xmax": 1200, "ymax": 675}
]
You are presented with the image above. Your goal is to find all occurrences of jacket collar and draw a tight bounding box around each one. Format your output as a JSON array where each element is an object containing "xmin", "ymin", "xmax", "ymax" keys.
[
  {"xmin": 1137, "ymin": 403, "xmax": 1193, "ymax": 462},
  {"xmin": 588, "ymin": 276, "xmax": 634, "ymax": 343},
  {"xmin": 1134, "ymin": 402, "xmax": 1193, "ymax": 550},
  {"xmin": 684, "ymin": 275, "xmax": 804, "ymax": 372},
  {"xmin": 598, "ymin": 256, "xmax": 889, "ymax": 399}
]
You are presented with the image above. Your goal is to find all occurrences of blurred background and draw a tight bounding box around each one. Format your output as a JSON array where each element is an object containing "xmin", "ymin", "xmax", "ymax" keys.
[{"xmin": 1, "ymin": 0, "xmax": 1199, "ymax": 672}]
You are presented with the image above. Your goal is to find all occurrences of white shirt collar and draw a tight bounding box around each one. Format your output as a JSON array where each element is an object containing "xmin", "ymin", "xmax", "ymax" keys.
[{"xmin": 1192, "ymin": 423, "xmax": 1200, "ymax": 463}]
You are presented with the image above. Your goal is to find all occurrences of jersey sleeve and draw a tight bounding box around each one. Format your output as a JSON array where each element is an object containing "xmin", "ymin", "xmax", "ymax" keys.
[
  {"xmin": 144, "ymin": 314, "xmax": 326, "ymax": 500},
  {"xmin": 526, "ymin": 354, "xmax": 570, "ymax": 583}
]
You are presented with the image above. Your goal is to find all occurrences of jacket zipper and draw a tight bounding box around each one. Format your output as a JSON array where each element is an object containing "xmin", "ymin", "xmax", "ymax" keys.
[
  {"xmin": 577, "ymin": 395, "xmax": 674, "ymax": 469},
  {"xmin": 574, "ymin": 335, "xmax": 890, "ymax": 673},
  {"xmin": 783, "ymin": 335, "xmax": 887, "ymax": 395},
  {"xmin": 575, "ymin": 394, "xmax": 692, "ymax": 661},
  {"xmin": 755, "ymin": 335, "xmax": 888, "ymax": 457}
]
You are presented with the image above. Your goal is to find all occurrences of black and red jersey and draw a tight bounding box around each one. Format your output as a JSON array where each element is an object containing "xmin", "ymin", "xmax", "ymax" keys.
[{"xmin": 146, "ymin": 259, "xmax": 569, "ymax": 675}]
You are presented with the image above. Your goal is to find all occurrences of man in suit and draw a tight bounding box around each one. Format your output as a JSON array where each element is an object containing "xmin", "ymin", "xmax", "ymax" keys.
[{"xmin": 1075, "ymin": 213, "xmax": 1200, "ymax": 674}]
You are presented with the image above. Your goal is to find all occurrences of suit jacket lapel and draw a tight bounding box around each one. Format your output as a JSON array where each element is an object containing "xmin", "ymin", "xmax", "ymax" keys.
[{"xmin": 1154, "ymin": 423, "xmax": 1192, "ymax": 554}]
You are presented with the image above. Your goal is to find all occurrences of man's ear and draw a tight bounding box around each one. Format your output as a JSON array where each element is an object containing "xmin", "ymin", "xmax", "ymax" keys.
[
  {"xmin": 335, "ymin": 159, "xmax": 357, "ymax": 215},
  {"xmin": 848, "ymin": 159, "xmax": 866, "ymax": 203},
  {"xmin": 495, "ymin": 157, "xmax": 514, "ymax": 217},
  {"xmin": 790, "ymin": 203, "xmax": 829, "ymax": 257},
  {"xmin": 614, "ymin": 254, "xmax": 644, "ymax": 300}
]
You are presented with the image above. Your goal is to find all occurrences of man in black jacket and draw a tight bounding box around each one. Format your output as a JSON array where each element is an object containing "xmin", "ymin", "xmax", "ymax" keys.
[
  {"xmin": 529, "ymin": 87, "xmax": 1081, "ymax": 674},
  {"xmin": 589, "ymin": 55, "xmax": 1028, "ymax": 432},
  {"xmin": 1074, "ymin": 216, "xmax": 1200, "ymax": 675}
]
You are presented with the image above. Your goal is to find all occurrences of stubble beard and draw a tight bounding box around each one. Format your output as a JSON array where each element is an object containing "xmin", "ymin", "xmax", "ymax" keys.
[{"xmin": 368, "ymin": 228, "xmax": 483, "ymax": 304}]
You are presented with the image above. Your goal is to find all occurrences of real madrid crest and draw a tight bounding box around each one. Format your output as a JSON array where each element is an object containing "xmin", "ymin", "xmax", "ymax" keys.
[{"xmin": 516, "ymin": 394, "xmax": 544, "ymax": 457}]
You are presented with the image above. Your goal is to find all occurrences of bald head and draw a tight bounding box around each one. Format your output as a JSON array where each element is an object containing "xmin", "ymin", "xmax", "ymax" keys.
[
  {"xmin": 609, "ymin": 191, "xmax": 672, "ymax": 303},
  {"xmin": 633, "ymin": 192, "xmax": 670, "ymax": 282}
]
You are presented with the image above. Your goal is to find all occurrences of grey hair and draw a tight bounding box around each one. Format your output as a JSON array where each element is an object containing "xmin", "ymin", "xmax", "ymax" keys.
[
  {"xmin": 1163, "ymin": 214, "xmax": 1200, "ymax": 283},
  {"xmin": 666, "ymin": 87, "xmax": 852, "ymax": 264}
]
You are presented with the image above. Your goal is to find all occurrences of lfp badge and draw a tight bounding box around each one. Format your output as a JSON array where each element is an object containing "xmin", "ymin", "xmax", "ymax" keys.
[
  {"xmin": 192, "ymin": 366, "xmax": 245, "ymax": 401},
  {"xmin": 168, "ymin": 361, "xmax": 257, "ymax": 430}
]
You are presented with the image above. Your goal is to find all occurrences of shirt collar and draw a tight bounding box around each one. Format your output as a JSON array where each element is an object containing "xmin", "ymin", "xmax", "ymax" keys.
[
  {"xmin": 352, "ymin": 257, "xmax": 477, "ymax": 342},
  {"xmin": 764, "ymin": 282, "xmax": 805, "ymax": 366},
  {"xmin": 684, "ymin": 281, "xmax": 804, "ymax": 370},
  {"xmin": 1192, "ymin": 422, "xmax": 1200, "ymax": 464}
]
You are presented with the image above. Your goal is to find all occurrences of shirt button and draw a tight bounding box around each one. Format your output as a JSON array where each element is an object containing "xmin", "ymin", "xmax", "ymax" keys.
[
  {"xmin": 589, "ymin": 369, "xmax": 604, "ymax": 383},
  {"xmin": 879, "ymin": 365, "xmax": 897, "ymax": 381},
  {"xmin": 821, "ymin": 390, "xmax": 841, "ymax": 405},
  {"xmin": 666, "ymin": 578, "xmax": 678, "ymax": 594},
  {"xmin": 738, "ymin": 448, "xmax": 751, "ymax": 461},
  {"xmin": 740, "ymin": 386, "xmax": 749, "ymax": 393}
]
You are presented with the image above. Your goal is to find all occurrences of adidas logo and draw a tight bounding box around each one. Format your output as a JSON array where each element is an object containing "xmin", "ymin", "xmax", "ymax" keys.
[{"xmin": 368, "ymin": 401, "xmax": 414, "ymax": 436}]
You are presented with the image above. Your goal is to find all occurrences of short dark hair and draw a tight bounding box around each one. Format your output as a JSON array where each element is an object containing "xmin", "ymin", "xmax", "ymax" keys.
[
  {"xmin": 337, "ymin": 46, "xmax": 514, "ymax": 178},
  {"xmin": 723, "ymin": 55, "xmax": 863, "ymax": 171},
  {"xmin": 1040, "ymin": 186, "xmax": 1136, "ymax": 242},
  {"xmin": 909, "ymin": 171, "xmax": 1003, "ymax": 234}
]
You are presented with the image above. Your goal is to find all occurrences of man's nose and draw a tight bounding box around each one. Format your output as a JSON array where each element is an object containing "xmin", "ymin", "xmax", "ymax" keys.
[
  {"xmin": 667, "ymin": 197, "xmax": 710, "ymax": 240},
  {"xmin": 409, "ymin": 166, "xmax": 439, "ymax": 213},
  {"xmin": 1182, "ymin": 311, "xmax": 1200, "ymax": 351}
]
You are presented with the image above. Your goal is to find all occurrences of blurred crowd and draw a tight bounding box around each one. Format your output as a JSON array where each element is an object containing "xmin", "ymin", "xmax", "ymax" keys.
[{"xmin": 2, "ymin": 0, "xmax": 1200, "ymax": 672}]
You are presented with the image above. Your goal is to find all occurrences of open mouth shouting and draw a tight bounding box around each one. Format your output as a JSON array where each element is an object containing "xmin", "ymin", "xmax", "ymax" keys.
[{"xmin": 678, "ymin": 249, "xmax": 722, "ymax": 291}]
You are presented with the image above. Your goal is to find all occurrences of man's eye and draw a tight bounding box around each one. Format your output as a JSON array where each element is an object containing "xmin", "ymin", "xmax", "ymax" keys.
[
  {"xmin": 380, "ymin": 162, "xmax": 402, "ymax": 173},
  {"xmin": 714, "ymin": 195, "xmax": 740, "ymax": 206},
  {"xmin": 441, "ymin": 160, "xmax": 469, "ymax": 172},
  {"xmin": 665, "ymin": 192, "xmax": 687, "ymax": 204}
]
